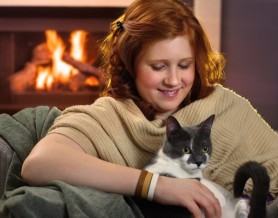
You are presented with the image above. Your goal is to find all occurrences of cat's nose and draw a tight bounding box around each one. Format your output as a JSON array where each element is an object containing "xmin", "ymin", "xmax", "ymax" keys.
[{"xmin": 196, "ymin": 162, "xmax": 202, "ymax": 167}]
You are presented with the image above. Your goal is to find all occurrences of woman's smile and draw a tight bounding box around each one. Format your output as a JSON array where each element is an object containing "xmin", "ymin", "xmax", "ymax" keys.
[{"xmin": 158, "ymin": 88, "xmax": 180, "ymax": 97}]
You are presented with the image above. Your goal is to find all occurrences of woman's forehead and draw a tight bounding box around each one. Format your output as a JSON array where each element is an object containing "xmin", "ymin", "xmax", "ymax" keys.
[{"xmin": 140, "ymin": 36, "xmax": 193, "ymax": 60}]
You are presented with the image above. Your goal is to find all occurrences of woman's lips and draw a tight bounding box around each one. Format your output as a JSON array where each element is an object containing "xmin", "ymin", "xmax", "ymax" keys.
[{"xmin": 158, "ymin": 89, "xmax": 179, "ymax": 97}]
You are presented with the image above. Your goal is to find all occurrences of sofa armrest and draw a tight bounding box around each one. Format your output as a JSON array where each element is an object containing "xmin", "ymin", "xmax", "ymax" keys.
[{"xmin": 0, "ymin": 137, "xmax": 13, "ymax": 197}]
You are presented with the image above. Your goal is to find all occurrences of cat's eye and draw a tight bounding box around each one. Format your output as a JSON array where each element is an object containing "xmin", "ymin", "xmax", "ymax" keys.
[
  {"xmin": 183, "ymin": 148, "xmax": 191, "ymax": 154},
  {"xmin": 202, "ymin": 147, "xmax": 209, "ymax": 153}
]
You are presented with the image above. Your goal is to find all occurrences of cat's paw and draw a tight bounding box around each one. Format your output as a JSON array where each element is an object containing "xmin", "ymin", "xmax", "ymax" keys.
[{"xmin": 234, "ymin": 199, "xmax": 250, "ymax": 218}]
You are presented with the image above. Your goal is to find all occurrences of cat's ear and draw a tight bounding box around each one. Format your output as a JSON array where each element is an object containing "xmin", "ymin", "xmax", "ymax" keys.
[
  {"xmin": 205, "ymin": 114, "xmax": 215, "ymax": 126},
  {"xmin": 166, "ymin": 116, "xmax": 181, "ymax": 136},
  {"xmin": 200, "ymin": 114, "xmax": 215, "ymax": 132}
]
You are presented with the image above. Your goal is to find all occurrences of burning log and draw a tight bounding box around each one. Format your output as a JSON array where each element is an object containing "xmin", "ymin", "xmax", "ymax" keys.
[
  {"xmin": 9, "ymin": 43, "xmax": 51, "ymax": 92},
  {"xmin": 31, "ymin": 42, "xmax": 51, "ymax": 65},
  {"xmin": 62, "ymin": 53, "xmax": 101, "ymax": 78},
  {"xmin": 69, "ymin": 73, "xmax": 99, "ymax": 92},
  {"xmin": 9, "ymin": 62, "xmax": 37, "ymax": 92},
  {"xmin": 62, "ymin": 53, "xmax": 102, "ymax": 91}
]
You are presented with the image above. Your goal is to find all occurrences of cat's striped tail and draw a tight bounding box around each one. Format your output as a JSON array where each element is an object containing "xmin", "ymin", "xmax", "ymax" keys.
[{"xmin": 233, "ymin": 161, "xmax": 270, "ymax": 218}]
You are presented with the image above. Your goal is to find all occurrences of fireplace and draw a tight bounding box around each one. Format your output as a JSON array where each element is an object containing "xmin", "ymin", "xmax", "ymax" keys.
[{"xmin": 0, "ymin": 6, "xmax": 125, "ymax": 114}]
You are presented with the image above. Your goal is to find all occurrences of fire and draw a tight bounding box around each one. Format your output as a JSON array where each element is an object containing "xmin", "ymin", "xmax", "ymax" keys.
[
  {"xmin": 36, "ymin": 66, "xmax": 53, "ymax": 91},
  {"xmin": 70, "ymin": 31, "xmax": 87, "ymax": 65},
  {"xmin": 35, "ymin": 30, "xmax": 98, "ymax": 91}
]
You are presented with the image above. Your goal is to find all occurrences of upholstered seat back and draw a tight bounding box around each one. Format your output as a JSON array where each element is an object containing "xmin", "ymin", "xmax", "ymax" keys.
[{"xmin": 0, "ymin": 137, "xmax": 13, "ymax": 198}]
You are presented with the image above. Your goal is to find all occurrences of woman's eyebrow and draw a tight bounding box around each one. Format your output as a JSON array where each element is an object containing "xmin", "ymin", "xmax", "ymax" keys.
[{"xmin": 148, "ymin": 57, "xmax": 194, "ymax": 62}]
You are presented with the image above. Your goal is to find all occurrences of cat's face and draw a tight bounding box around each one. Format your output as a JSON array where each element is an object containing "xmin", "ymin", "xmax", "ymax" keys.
[{"xmin": 163, "ymin": 115, "xmax": 215, "ymax": 174}]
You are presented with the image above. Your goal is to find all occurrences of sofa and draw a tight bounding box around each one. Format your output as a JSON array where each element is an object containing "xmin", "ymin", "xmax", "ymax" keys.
[
  {"xmin": 0, "ymin": 106, "xmax": 146, "ymax": 218},
  {"xmin": 0, "ymin": 137, "xmax": 12, "ymax": 198},
  {"xmin": 0, "ymin": 107, "xmax": 278, "ymax": 217}
]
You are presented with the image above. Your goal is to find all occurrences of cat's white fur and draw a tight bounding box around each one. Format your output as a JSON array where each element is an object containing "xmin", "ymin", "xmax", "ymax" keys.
[{"xmin": 145, "ymin": 150, "xmax": 250, "ymax": 218}]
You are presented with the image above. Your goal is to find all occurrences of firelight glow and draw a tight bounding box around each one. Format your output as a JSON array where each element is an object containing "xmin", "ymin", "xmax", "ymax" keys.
[{"xmin": 35, "ymin": 30, "xmax": 88, "ymax": 91}]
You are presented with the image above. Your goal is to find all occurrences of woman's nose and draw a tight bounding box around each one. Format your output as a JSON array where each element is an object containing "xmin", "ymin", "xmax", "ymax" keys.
[{"xmin": 163, "ymin": 69, "xmax": 180, "ymax": 86}]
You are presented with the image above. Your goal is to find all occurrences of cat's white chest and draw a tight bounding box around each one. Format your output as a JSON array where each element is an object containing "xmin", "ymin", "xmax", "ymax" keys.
[{"xmin": 144, "ymin": 150, "xmax": 202, "ymax": 178}]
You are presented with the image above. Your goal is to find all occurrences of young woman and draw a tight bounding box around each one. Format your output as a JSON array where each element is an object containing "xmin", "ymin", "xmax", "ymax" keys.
[{"xmin": 21, "ymin": 0, "xmax": 278, "ymax": 218}]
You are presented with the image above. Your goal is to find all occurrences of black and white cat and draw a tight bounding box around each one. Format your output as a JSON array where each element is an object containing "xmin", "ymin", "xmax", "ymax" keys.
[{"xmin": 144, "ymin": 115, "xmax": 270, "ymax": 218}]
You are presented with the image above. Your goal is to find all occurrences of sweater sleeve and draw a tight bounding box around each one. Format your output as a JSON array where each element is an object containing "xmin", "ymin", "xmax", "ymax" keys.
[
  {"xmin": 47, "ymin": 97, "xmax": 164, "ymax": 168},
  {"xmin": 47, "ymin": 101, "xmax": 135, "ymax": 166}
]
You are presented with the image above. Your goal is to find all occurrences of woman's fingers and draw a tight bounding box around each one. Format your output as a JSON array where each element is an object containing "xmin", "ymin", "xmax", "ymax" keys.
[
  {"xmin": 154, "ymin": 177, "xmax": 221, "ymax": 218},
  {"xmin": 180, "ymin": 199, "xmax": 203, "ymax": 218},
  {"xmin": 190, "ymin": 180, "xmax": 221, "ymax": 218},
  {"xmin": 199, "ymin": 183, "xmax": 222, "ymax": 218}
]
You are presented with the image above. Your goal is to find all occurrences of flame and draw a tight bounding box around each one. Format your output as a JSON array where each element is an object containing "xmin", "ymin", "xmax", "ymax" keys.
[
  {"xmin": 70, "ymin": 31, "xmax": 87, "ymax": 63},
  {"xmin": 36, "ymin": 66, "xmax": 53, "ymax": 91},
  {"xmin": 35, "ymin": 30, "xmax": 95, "ymax": 91},
  {"xmin": 46, "ymin": 30, "xmax": 72, "ymax": 84}
]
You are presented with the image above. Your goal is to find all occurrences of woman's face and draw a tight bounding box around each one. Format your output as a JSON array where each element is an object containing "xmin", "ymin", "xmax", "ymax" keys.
[{"xmin": 135, "ymin": 35, "xmax": 195, "ymax": 120}]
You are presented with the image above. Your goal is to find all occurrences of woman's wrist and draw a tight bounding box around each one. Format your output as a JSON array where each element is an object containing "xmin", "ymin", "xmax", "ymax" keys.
[{"xmin": 134, "ymin": 170, "xmax": 159, "ymax": 201}]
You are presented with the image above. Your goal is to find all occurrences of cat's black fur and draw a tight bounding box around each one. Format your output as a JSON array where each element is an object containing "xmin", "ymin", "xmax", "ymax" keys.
[
  {"xmin": 233, "ymin": 161, "xmax": 270, "ymax": 218},
  {"xmin": 135, "ymin": 115, "xmax": 270, "ymax": 218}
]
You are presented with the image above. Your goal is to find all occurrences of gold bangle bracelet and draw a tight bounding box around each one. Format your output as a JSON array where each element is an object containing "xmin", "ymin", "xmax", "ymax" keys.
[{"xmin": 141, "ymin": 171, "xmax": 153, "ymax": 199}]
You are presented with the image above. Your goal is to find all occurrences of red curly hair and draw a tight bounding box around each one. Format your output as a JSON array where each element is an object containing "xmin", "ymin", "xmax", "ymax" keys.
[{"xmin": 99, "ymin": 0, "xmax": 225, "ymax": 120}]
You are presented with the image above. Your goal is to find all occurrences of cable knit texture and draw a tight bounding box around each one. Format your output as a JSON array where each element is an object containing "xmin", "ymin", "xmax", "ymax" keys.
[{"xmin": 48, "ymin": 84, "xmax": 278, "ymax": 197}]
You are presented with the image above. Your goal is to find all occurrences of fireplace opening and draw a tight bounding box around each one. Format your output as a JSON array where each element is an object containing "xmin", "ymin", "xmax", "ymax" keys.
[
  {"xmin": 5, "ymin": 30, "xmax": 105, "ymax": 113},
  {"xmin": 9, "ymin": 30, "xmax": 103, "ymax": 91},
  {"xmin": 0, "ymin": 6, "xmax": 125, "ymax": 115}
]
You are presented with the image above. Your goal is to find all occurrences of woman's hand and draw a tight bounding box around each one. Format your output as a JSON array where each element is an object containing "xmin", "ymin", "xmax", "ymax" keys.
[{"xmin": 153, "ymin": 176, "xmax": 221, "ymax": 218}]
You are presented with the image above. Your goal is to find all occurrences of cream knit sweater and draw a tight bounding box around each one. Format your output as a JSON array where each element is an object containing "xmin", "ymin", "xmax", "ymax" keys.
[{"xmin": 48, "ymin": 84, "xmax": 278, "ymax": 196}]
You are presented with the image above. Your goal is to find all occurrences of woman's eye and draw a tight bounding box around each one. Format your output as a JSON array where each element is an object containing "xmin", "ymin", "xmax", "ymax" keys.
[
  {"xmin": 183, "ymin": 148, "xmax": 191, "ymax": 154},
  {"xmin": 179, "ymin": 64, "xmax": 189, "ymax": 69},
  {"xmin": 202, "ymin": 147, "xmax": 209, "ymax": 153},
  {"xmin": 151, "ymin": 65, "xmax": 165, "ymax": 71}
]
